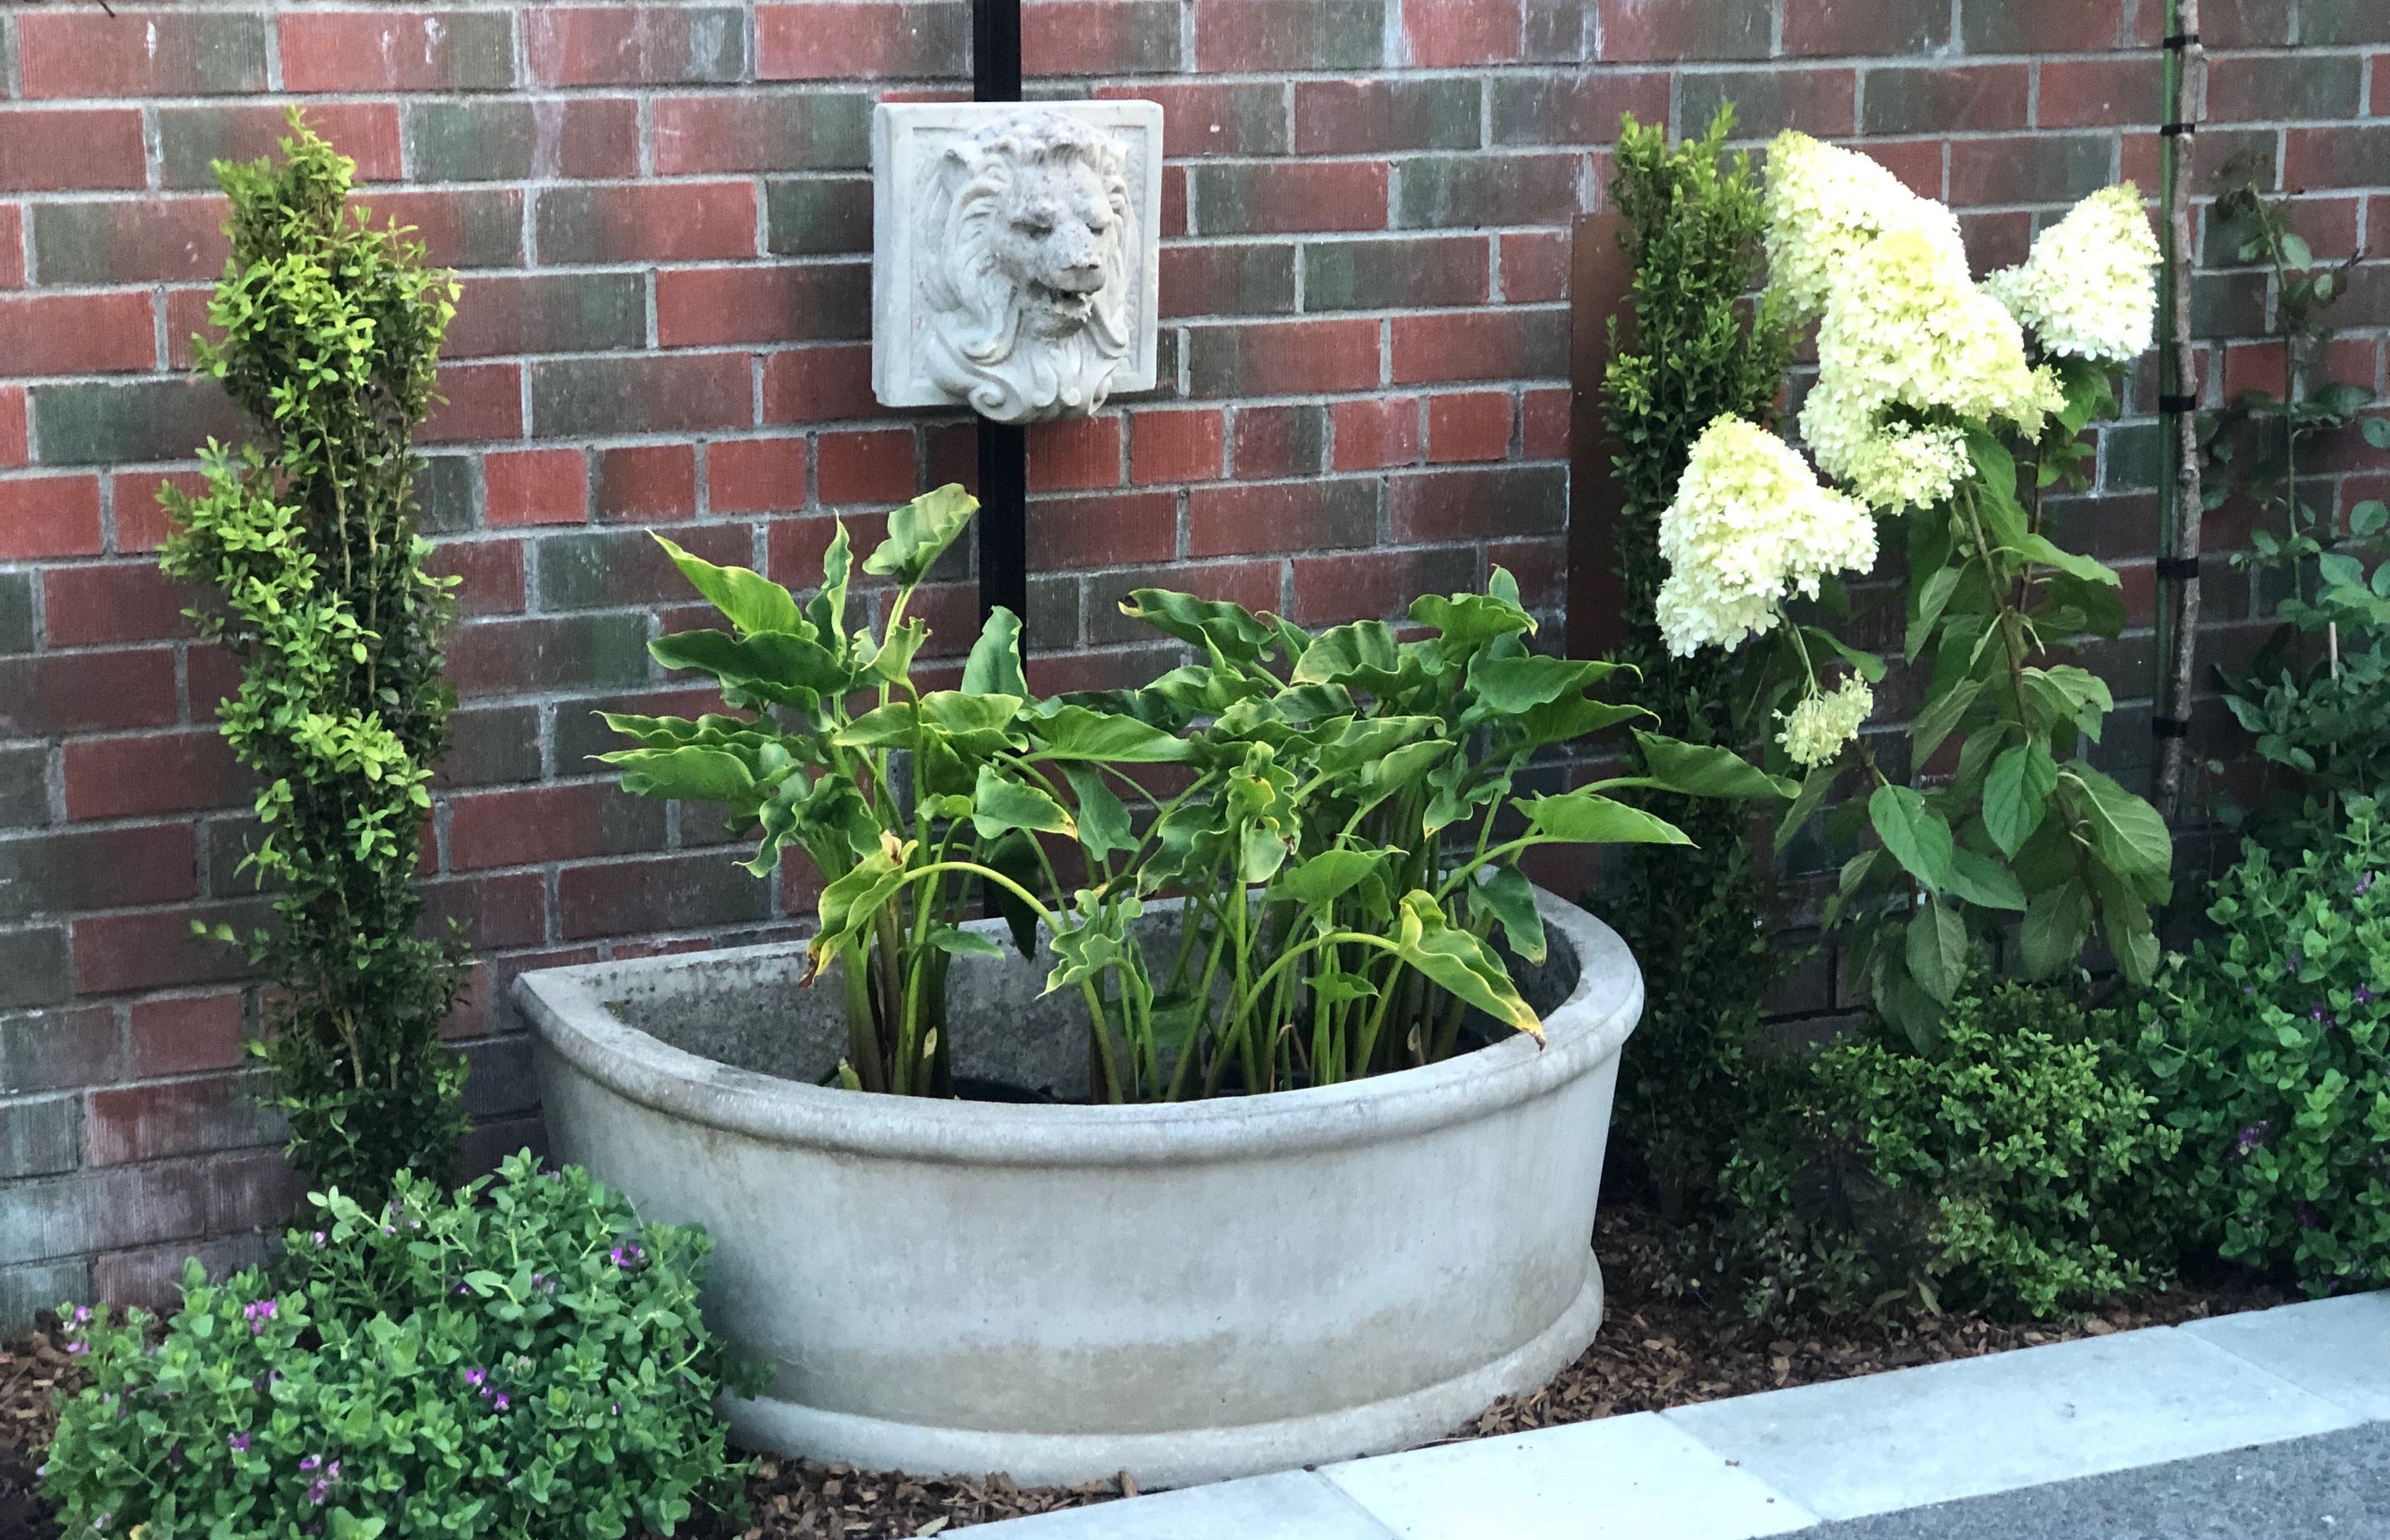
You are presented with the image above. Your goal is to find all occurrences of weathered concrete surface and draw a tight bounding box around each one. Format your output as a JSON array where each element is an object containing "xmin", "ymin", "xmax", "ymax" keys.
[{"xmin": 515, "ymin": 889, "xmax": 1641, "ymax": 1489}]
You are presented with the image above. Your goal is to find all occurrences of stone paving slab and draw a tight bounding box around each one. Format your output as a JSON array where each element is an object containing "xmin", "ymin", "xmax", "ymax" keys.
[
  {"xmin": 1661, "ymin": 1324, "xmax": 2361, "ymax": 1520},
  {"xmin": 964, "ymin": 1470, "xmax": 1397, "ymax": 1539},
  {"xmin": 2183, "ymin": 1292, "xmax": 2390, "ymax": 1421},
  {"xmin": 1320, "ymin": 1411, "xmax": 1816, "ymax": 1540}
]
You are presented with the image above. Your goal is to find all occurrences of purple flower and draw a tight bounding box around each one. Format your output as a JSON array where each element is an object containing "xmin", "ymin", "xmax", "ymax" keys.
[
  {"xmin": 465, "ymin": 1367, "xmax": 487, "ymax": 1390},
  {"xmin": 492, "ymin": 1392, "xmax": 511, "ymax": 1412},
  {"xmin": 2312, "ymin": 1004, "xmax": 2334, "ymax": 1023},
  {"xmin": 2361, "ymin": 987, "xmax": 2377, "ymax": 1006},
  {"xmin": 66, "ymin": 1340, "xmax": 86, "ymax": 1356},
  {"xmin": 306, "ymin": 1478, "xmax": 334, "ymax": 1506},
  {"xmin": 609, "ymin": 1241, "xmax": 645, "ymax": 1270},
  {"xmin": 310, "ymin": 1231, "xmax": 328, "ymax": 1248},
  {"xmin": 300, "ymin": 1455, "xmax": 322, "ymax": 1472},
  {"xmin": 243, "ymin": 1299, "xmax": 279, "ymax": 1335},
  {"xmin": 228, "ymin": 1432, "xmax": 251, "ymax": 1453},
  {"xmin": 2360, "ymin": 872, "xmax": 2376, "ymax": 896},
  {"xmin": 2234, "ymin": 1122, "xmax": 2271, "ymax": 1157},
  {"xmin": 69, "ymin": 1305, "xmax": 91, "ymax": 1327}
]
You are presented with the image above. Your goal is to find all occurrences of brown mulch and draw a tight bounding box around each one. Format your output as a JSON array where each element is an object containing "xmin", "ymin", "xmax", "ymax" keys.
[{"xmin": 0, "ymin": 1209, "xmax": 2292, "ymax": 1539}]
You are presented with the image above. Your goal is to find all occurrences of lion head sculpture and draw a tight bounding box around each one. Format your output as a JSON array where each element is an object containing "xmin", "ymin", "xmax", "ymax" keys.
[{"xmin": 915, "ymin": 110, "xmax": 1137, "ymax": 423}]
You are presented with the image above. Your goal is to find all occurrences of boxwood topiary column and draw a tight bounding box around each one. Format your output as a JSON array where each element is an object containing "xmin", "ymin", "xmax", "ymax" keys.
[{"xmin": 162, "ymin": 110, "xmax": 468, "ymax": 1200}]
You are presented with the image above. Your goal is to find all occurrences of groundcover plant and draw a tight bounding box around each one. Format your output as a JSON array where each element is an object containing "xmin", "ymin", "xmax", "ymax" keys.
[{"xmin": 607, "ymin": 488, "xmax": 1791, "ymax": 1100}]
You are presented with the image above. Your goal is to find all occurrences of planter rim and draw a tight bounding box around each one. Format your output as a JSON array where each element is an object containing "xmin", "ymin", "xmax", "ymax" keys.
[{"xmin": 511, "ymin": 885, "xmax": 1639, "ymax": 1167}]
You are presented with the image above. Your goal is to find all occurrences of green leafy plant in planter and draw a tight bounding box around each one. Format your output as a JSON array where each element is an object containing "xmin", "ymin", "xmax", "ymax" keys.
[
  {"xmin": 1658, "ymin": 133, "xmax": 2175, "ymax": 1050},
  {"xmin": 2131, "ymin": 800, "xmax": 2390, "ymax": 1295},
  {"xmin": 41, "ymin": 1153, "xmax": 749, "ymax": 1540},
  {"xmin": 610, "ymin": 490, "xmax": 1792, "ymax": 1102},
  {"xmin": 159, "ymin": 110, "xmax": 468, "ymax": 1196}
]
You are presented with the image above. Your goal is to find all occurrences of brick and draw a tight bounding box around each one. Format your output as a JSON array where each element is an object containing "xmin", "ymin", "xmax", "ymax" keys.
[
  {"xmin": 1949, "ymin": 134, "xmax": 2115, "ymax": 208},
  {"xmin": 32, "ymin": 200, "xmax": 230, "ymax": 285},
  {"xmin": 280, "ymin": 10, "xmax": 517, "ymax": 92},
  {"xmin": 1961, "ymin": 0, "xmax": 2122, "ymax": 51},
  {"xmin": 1161, "ymin": 244, "xmax": 1296, "ymax": 319},
  {"xmin": 1392, "ymin": 464, "xmax": 1566, "ymax": 539},
  {"xmin": 1030, "ymin": 490, "xmax": 1178, "ymax": 569},
  {"xmin": 1025, "ymin": 1, "xmax": 1181, "ymax": 71},
  {"xmin": 756, "ymin": 2, "xmax": 968, "ymax": 78},
  {"xmin": 0, "ymin": 651, "xmax": 175, "ymax": 737},
  {"xmin": 446, "ymin": 781, "xmax": 666, "ymax": 872},
  {"xmin": 0, "ymin": 826, "xmax": 196, "ymax": 924},
  {"xmin": 765, "ymin": 177, "xmax": 875, "ymax": 256},
  {"xmin": 85, "ymin": 1073, "xmax": 281, "ymax": 1167},
  {"xmin": 1188, "ymin": 319, "xmax": 1381, "ymax": 397},
  {"xmin": 1489, "ymin": 72, "xmax": 1668, "ymax": 145},
  {"xmin": 424, "ymin": 538, "xmax": 526, "ymax": 616},
  {"xmin": 159, "ymin": 104, "xmax": 405, "ymax": 191},
  {"xmin": 1291, "ymin": 544, "xmax": 1477, "ymax": 625},
  {"xmin": 2035, "ymin": 58, "xmax": 2162, "ymax": 130},
  {"xmin": 42, "ymin": 563, "xmax": 193, "ymax": 647},
  {"xmin": 1228, "ymin": 403, "xmax": 1329, "ymax": 478},
  {"xmin": 1193, "ymin": 160, "xmax": 1388, "ymax": 235},
  {"xmin": 1295, "ymin": 79, "xmax": 1480, "ymax": 156},
  {"xmin": 422, "ymin": 362, "xmax": 525, "ymax": 446},
  {"xmin": 539, "ymin": 522, "xmax": 751, "ymax": 610},
  {"xmin": 1396, "ymin": 154, "xmax": 1578, "ymax": 228},
  {"xmin": 2202, "ymin": 0, "xmax": 2292, "ymax": 46},
  {"xmin": 0, "ymin": 476, "xmax": 102, "ymax": 560},
  {"xmin": 1086, "ymin": 560, "xmax": 1280, "ymax": 646},
  {"xmin": 0, "ymin": 1258, "xmax": 89, "ymax": 1329},
  {"xmin": 0, "ymin": 928, "xmax": 73, "ymax": 1010},
  {"xmin": 538, "ymin": 181, "xmax": 757, "ymax": 265},
  {"xmin": 1427, "ymin": 391, "xmax": 1515, "ymax": 462},
  {"xmin": 0, "ymin": 292, "xmax": 154, "ymax": 377},
  {"xmin": 0, "ymin": 747, "xmax": 46, "ymax": 831},
  {"xmin": 531, "ymin": 354, "xmax": 755, "ymax": 436},
  {"xmin": 1681, "ymin": 69, "xmax": 1856, "ymax": 139},
  {"xmin": 2285, "ymin": 127, "xmax": 2390, "ymax": 192},
  {"xmin": 1304, "ymin": 235, "xmax": 1490, "ymax": 309},
  {"xmin": 0, "ymin": 212, "xmax": 18, "ymax": 293},
  {"xmin": 1522, "ymin": 387, "xmax": 1569, "ymax": 457},
  {"xmin": 448, "ymin": 612, "xmax": 656, "ymax": 697},
  {"xmin": 1783, "ymin": 0, "xmax": 1949, "ymax": 53},
  {"xmin": 1027, "ymin": 417, "xmax": 1123, "ymax": 492},
  {"xmin": 406, "ymin": 99, "xmax": 641, "ymax": 183},
  {"xmin": 1404, "ymin": 0, "xmax": 1523, "ymax": 66},
  {"xmin": 2298, "ymin": 0, "xmax": 2390, "ymax": 45},
  {"xmin": 0, "ymin": 1094, "xmax": 81, "ymax": 1181},
  {"xmin": 1595, "ymin": 0, "xmax": 1768, "ymax": 61},
  {"xmin": 705, "ymin": 437, "xmax": 808, "ymax": 514},
  {"xmin": 1100, "ymin": 82, "xmax": 1290, "ymax": 158},
  {"xmin": 656, "ymin": 263, "xmax": 871, "ymax": 345},
  {"xmin": 559, "ymin": 850, "xmax": 773, "ymax": 938},
  {"xmin": 354, "ymin": 188, "xmax": 527, "ymax": 269},
  {"xmin": 598, "ymin": 444, "xmax": 700, "ymax": 522},
  {"xmin": 653, "ymin": 92, "xmax": 874, "ymax": 173},
  {"xmin": 525, "ymin": 6, "xmax": 749, "ymax": 84},
  {"xmin": 0, "ymin": 1165, "xmax": 205, "ymax": 1265},
  {"xmin": 763, "ymin": 344, "xmax": 883, "ymax": 422},
  {"xmin": 0, "ymin": 110, "xmax": 148, "ymax": 193},
  {"xmin": 63, "ymin": 731, "xmax": 246, "ymax": 821},
  {"xmin": 1861, "ymin": 65, "xmax": 2029, "ymax": 136},
  {"xmin": 435, "ymin": 704, "xmax": 546, "ymax": 790},
  {"xmin": 485, "ymin": 448, "xmax": 589, "ymax": 527},
  {"xmin": 447, "ymin": 272, "xmax": 648, "ymax": 359},
  {"xmin": 1334, "ymin": 397, "xmax": 1424, "ymax": 472},
  {"xmin": 1190, "ymin": 479, "xmax": 1375, "ymax": 557},
  {"xmin": 19, "ymin": 12, "xmax": 269, "ymax": 97},
  {"xmin": 2209, "ymin": 54, "xmax": 2363, "ymax": 124},
  {"xmin": 198, "ymin": 1153, "xmax": 305, "ymax": 1243},
  {"xmin": 4, "ymin": 1006, "xmax": 125, "ymax": 1103},
  {"xmin": 73, "ymin": 902, "xmax": 262, "ymax": 995},
  {"xmin": 1499, "ymin": 231, "xmax": 1570, "ymax": 302},
  {"xmin": 1194, "ymin": 0, "xmax": 1387, "ymax": 70},
  {"xmin": 818, "ymin": 428, "xmax": 919, "ymax": 504},
  {"xmin": 1391, "ymin": 309, "xmax": 1565, "ymax": 383},
  {"xmin": 1130, "ymin": 407, "xmax": 1227, "ymax": 483},
  {"xmin": 0, "ymin": 574, "xmax": 27, "ymax": 655}
]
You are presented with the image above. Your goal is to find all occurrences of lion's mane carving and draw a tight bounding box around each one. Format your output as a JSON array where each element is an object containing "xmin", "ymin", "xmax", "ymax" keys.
[{"xmin": 915, "ymin": 110, "xmax": 1136, "ymax": 423}]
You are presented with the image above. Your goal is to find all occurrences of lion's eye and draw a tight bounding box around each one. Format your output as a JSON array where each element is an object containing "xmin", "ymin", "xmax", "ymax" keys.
[{"xmin": 1015, "ymin": 214, "xmax": 1055, "ymax": 237}]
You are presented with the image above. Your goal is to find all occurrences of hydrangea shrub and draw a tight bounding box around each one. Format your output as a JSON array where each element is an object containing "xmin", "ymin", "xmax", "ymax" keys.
[
  {"xmin": 2135, "ymin": 801, "xmax": 2390, "ymax": 1295},
  {"xmin": 41, "ymin": 1153, "xmax": 749, "ymax": 1539}
]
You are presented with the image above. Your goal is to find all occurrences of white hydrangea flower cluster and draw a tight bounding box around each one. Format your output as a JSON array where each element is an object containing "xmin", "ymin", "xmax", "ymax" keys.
[
  {"xmin": 1656, "ymin": 417, "xmax": 1878, "ymax": 656},
  {"xmin": 1765, "ymin": 134, "xmax": 2058, "ymax": 512},
  {"xmin": 1778, "ymin": 675, "xmax": 1875, "ymax": 769},
  {"xmin": 1983, "ymin": 184, "xmax": 2162, "ymax": 365}
]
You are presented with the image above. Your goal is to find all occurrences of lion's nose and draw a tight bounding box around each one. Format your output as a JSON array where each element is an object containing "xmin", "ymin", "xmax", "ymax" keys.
[{"xmin": 1052, "ymin": 260, "xmax": 1105, "ymax": 294}]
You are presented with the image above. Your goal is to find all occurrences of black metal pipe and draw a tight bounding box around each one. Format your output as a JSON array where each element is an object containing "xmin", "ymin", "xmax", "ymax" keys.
[{"xmin": 971, "ymin": 0, "xmax": 1028, "ymax": 643}]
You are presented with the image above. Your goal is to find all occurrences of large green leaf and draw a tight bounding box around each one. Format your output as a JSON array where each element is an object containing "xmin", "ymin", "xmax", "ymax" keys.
[
  {"xmin": 1983, "ymin": 740, "xmax": 2057, "ymax": 858},
  {"xmin": 1116, "ymin": 589, "xmax": 1279, "ymax": 665},
  {"xmin": 598, "ymin": 745, "xmax": 760, "ymax": 807},
  {"xmin": 1946, "ymin": 847, "xmax": 2028, "ymax": 911},
  {"xmin": 1466, "ymin": 862, "xmax": 1547, "ymax": 965},
  {"xmin": 1028, "ymin": 704, "xmax": 1193, "ymax": 763},
  {"xmin": 1271, "ymin": 847, "xmax": 1384, "ymax": 910},
  {"xmin": 1388, "ymin": 891, "xmax": 1540, "ymax": 1038},
  {"xmin": 1515, "ymin": 694, "xmax": 1647, "ymax": 750},
  {"xmin": 862, "ymin": 484, "xmax": 977, "ymax": 585},
  {"xmin": 1411, "ymin": 587, "xmax": 1536, "ymax": 652},
  {"xmin": 806, "ymin": 836, "xmax": 912, "ymax": 982},
  {"xmin": 1905, "ymin": 898, "xmax": 1968, "ymax": 1004},
  {"xmin": 963, "ymin": 606, "xmax": 1027, "ymax": 697},
  {"xmin": 1774, "ymin": 763, "xmax": 1839, "ymax": 855},
  {"xmin": 972, "ymin": 764, "xmax": 1076, "ymax": 841},
  {"xmin": 1290, "ymin": 620, "xmax": 1405, "ymax": 691},
  {"xmin": 654, "ymin": 536, "xmax": 803, "ymax": 637},
  {"xmin": 1466, "ymin": 653, "xmax": 1607, "ymax": 714},
  {"xmin": 1910, "ymin": 677, "xmax": 1983, "ymax": 764},
  {"xmin": 1632, "ymin": 730, "xmax": 1797, "ymax": 800},
  {"xmin": 1517, "ymin": 791, "xmax": 1692, "ymax": 846},
  {"xmin": 1868, "ymin": 783, "xmax": 1953, "ymax": 893},
  {"xmin": 836, "ymin": 692, "xmax": 1022, "ymax": 757},
  {"xmin": 2019, "ymin": 880, "xmax": 2092, "ymax": 978},
  {"xmin": 649, "ymin": 627, "xmax": 851, "ymax": 708},
  {"xmin": 2069, "ymin": 765, "xmax": 2173, "ymax": 887},
  {"xmin": 1061, "ymin": 764, "xmax": 1135, "ymax": 860},
  {"xmin": 806, "ymin": 523, "xmax": 853, "ymax": 645}
]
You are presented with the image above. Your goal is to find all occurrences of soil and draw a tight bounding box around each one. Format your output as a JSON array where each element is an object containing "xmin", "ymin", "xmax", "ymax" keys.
[{"xmin": 0, "ymin": 1206, "xmax": 2291, "ymax": 1540}]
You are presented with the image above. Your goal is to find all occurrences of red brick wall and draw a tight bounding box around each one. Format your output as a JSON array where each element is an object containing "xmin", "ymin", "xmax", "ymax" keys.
[{"xmin": 1, "ymin": 0, "xmax": 2385, "ymax": 1316}]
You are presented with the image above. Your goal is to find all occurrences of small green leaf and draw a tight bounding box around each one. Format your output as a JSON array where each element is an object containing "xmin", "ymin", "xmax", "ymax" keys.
[
  {"xmin": 1061, "ymin": 764, "xmax": 1135, "ymax": 861},
  {"xmin": 963, "ymin": 606, "xmax": 1027, "ymax": 698},
  {"xmin": 1983, "ymin": 741, "xmax": 2058, "ymax": 858},
  {"xmin": 1905, "ymin": 899, "xmax": 1968, "ymax": 1004},
  {"xmin": 971, "ymin": 765, "xmax": 1076, "ymax": 841},
  {"xmin": 1466, "ymin": 863, "xmax": 1547, "ymax": 965},
  {"xmin": 653, "ymin": 535, "xmax": 803, "ymax": 636},
  {"xmin": 1868, "ymin": 784, "xmax": 1953, "ymax": 894},
  {"xmin": 1271, "ymin": 847, "xmax": 1385, "ymax": 910},
  {"xmin": 862, "ymin": 484, "xmax": 977, "ymax": 585},
  {"xmin": 1946, "ymin": 848, "xmax": 2028, "ymax": 911},
  {"xmin": 2020, "ymin": 880, "xmax": 2092, "ymax": 977}
]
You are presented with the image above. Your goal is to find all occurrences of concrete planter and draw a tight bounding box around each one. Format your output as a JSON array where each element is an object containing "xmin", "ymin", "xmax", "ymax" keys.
[{"xmin": 511, "ymin": 886, "xmax": 1641, "ymax": 1489}]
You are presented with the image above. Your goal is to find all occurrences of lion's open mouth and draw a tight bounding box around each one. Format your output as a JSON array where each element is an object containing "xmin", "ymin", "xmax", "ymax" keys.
[{"xmin": 1027, "ymin": 280, "xmax": 1097, "ymax": 319}]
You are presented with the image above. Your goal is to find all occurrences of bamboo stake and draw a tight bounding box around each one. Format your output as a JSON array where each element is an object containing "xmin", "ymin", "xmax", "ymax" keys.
[{"xmin": 2152, "ymin": 0, "xmax": 2208, "ymax": 826}]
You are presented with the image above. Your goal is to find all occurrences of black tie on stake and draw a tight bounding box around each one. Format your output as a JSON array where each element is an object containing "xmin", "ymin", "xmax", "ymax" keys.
[{"xmin": 973, "ymin": 0, "xmax": 1030, "ymax": 646}]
